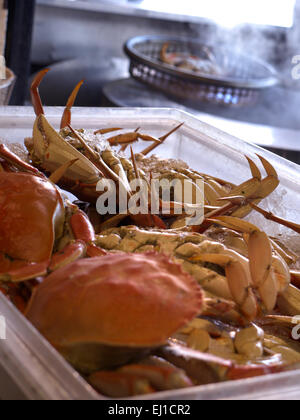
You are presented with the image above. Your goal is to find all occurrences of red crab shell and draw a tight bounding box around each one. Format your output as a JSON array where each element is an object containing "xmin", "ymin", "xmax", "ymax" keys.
[
  {"xmin": 26, "ymin": 253, "xmax": 203, "ymax": 373},
  {"xmin": 0, "ymin": 172, "xmax": 64, "ymax": 263},
  {"xmin": 26, "ymin": 253, "xmax": 203, "ymax": 349}
]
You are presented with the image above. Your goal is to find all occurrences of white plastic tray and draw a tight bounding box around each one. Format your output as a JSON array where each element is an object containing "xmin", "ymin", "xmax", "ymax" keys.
[{"xmin": 0, "ymin": 106, "xmax": 299, "ymax": 400}]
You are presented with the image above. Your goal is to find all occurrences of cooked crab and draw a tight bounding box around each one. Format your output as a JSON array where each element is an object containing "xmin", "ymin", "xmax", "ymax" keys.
[
  {"xmin": 0, "ymin": 144, "xmax": 105, "ymax": 285},
  {"xmin": 26, "ymin": 253, "xmax": 204, "ymax": 375},
  {"xmin": 94, "ymin": 220, "xmax": 292, "ymax": 322}
]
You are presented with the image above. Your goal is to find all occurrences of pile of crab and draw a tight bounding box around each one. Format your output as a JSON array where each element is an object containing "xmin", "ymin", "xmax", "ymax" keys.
[{"xmin": 1, "ymin": 70, "xmax": 300, "ymax": 399}]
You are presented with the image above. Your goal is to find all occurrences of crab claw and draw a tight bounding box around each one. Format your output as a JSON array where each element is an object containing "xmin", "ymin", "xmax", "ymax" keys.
[
  {"xmin": 228, "ymin": 156, "xmax": 262, "ymax": 200},
  {"xmin": 191, "ymin": 253, "xmax": 258, "ymax": 321},
  {"xmin": 60, "ymin": 80, "xmax": 84, "ymax": 129},
  {"xmin": 231, "ymin": 156, "xmax": 279, "ymax": 218},
  {"xmin": 31, "ymin": 115, "xmax": 101, "ymax": 185},
  {"xmin": 208, "ymin": 216, "xmax": 290, "ymax": 312}
]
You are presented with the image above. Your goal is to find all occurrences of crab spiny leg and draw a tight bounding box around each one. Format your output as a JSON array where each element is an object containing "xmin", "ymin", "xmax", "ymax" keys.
[
  {"xmin": 138, "ymin": 134, "xmax": 162, "ymax": 143},
  {"xmin": 206, "ymin": 216, "xmax": 259, "ymax": 234},
  {"xmin": 192, "ymin": 197, "xmax": 246, "ymax": 233},
  {"xmin": 250, "ymin": 203, "xmax": 300, "ymax": 234},
  {"xmin": 49, "ymin": 158, "xmax": 79, "ymax": 184},
  {"xmin": 94, "ymin": 128, "xmax": 123, "ymax": 135},
  {"xmin": 130, "ymin": 146, "xmax": 140, "ymax": 180},
  {"xmin": 30, "ymin": 69, "xmax": 50, "ymax": 117},
  {"xmin": 60, "ymin": 80, "xmax": 84, "ymax": 129},
  {"xmin": 141, "ymin": 123, "xmax": 184, "ymax": 156},
  {"xmin": 270, "ymin": 239, "xmax": 298, "ymax": 266}
]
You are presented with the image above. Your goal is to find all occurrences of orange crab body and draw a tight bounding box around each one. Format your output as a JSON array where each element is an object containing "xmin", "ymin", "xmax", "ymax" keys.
[
  {"xmin": 0, "ymin": 144, "xmax": 105, "ymax": 284},
  {"xmin": 26, "ymin": 253, "xmax": 204, "ymax": 373},
  {"xmin": 0, "ymin": 172, "xmax": 64, "ymax": 264}
]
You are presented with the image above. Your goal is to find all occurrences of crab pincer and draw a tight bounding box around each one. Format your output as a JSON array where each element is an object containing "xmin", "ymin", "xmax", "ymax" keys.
[{"xmin": 196, "ymin": 216, "xmax": 291, "ymax": 319}]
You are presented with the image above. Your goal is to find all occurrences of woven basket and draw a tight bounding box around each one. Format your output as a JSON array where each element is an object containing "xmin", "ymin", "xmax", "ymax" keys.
[{"xmin": 124, "ymin": 36, "xmax": 278, "ymax": 106}]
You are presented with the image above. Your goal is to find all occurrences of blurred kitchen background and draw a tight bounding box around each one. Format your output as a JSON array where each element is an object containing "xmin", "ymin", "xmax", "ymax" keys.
[{"xmin": 4, "ymin": 0, "xmax": 300, "ymax": 163}]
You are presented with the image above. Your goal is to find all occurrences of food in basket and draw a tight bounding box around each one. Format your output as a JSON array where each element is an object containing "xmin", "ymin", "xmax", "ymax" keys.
[
  {"xmin": 0, "ymin": 71, "xmax": 300, "ymax": 398},
  {"xmin": 160, "ymin": 42, "xmax": 223, "ymax": 76}
]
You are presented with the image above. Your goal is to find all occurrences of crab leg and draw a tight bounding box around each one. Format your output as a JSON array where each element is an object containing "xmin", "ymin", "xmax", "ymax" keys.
[
  {"xmin": 89, "ymin": 371, "xmax": 154, "ymax": 398},
  {"xmin": 160, "ymin": 42, "xmax": 172, "ymax": 64},
  {"xmin": 70, "ymin": 209, "xmax": 96, "ymax": 243},
  {"xmin": 48, "ymin": 158, "xmax": 79, "ymax": 184},
  {"xmin": 141, "ymin": 123, "xmax": 184, "ymax": 156},
  {"xmin": 69, "ymin": 208, "xmax": 107, "ymax": 257},
  {"xmin": 108, "ymin": 132, "xmax": 140, "ymax": 146},
  {"xmin": 0, "ymin": 261, "xmax": 49, "ymax": 283},
  {"xmin": 94, "ymin": 128, "xmax": 123, "ymax": 135},
  {"xmin": 108, "ymin": 132, "xmax": 162, "ymax": 147},
  {"xmin": 49, "ymin": 240, "xmax": 87, "ymax": 272},
  {"xmin": 250, "ymin": 203, "xmax": 300, "ymax": 234},
  {"xmin": 270, "ymin": 239, "xmax": 298, "ymax": 266},
  {"xmin": 193, "ymin": 196, "xmax": 247, "ymax": 233},
  {"xmin": 0, "ymin": 145, "xmax": 42, "ymax": 176},
  {"xmin": 51, "ymin": 207, "xmax": 107, "ymax": 270},
  {"xmin": 159, "ymin": 342, "xmax": 286, "ymax": 384},
  {"xmin": 30, "ymin": 69, "xmax": 49, "ymax": 117},
  {"xmin": 60, "ymin": 80, "xmax": 84, "ymax": 129}
]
